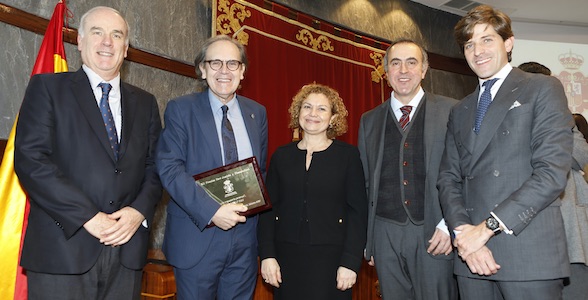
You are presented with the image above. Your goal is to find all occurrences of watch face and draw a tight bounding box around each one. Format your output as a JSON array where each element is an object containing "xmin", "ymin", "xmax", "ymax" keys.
[{"xmin": 486, "ymin": 217, "xmax": 499, "ymax": 230}]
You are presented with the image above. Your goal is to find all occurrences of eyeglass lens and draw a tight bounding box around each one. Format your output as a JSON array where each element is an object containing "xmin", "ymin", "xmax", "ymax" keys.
[{"xmin": 207, "ymin": 60, "xmax": 241, "ymax": 71}]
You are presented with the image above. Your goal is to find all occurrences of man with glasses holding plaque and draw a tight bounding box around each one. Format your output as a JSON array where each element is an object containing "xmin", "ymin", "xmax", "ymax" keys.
[{"xmin": 156, "ymin": 35, "xmax": 268, "ymax": 299}]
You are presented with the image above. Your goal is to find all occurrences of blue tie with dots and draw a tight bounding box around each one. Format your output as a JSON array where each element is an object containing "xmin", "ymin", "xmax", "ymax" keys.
[
  {"xmin": 221, "ymin": 105, "xmax": 238, "ymax": 164},
  {"xmin": 98, "ymin": 83, "xmax": 119, "ymax": 160},
  {"xmin": 474, "ymin": 78, "xmax": 498, "ymax": 134}
]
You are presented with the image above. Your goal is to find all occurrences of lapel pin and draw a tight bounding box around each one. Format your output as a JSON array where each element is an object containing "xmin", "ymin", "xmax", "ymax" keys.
[{"xmin": 251, "ymin": 114, "xmax": 255, "ymax": 119}]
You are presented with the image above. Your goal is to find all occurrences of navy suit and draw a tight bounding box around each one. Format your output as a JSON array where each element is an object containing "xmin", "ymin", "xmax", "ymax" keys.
[
  {"xmin": 15, "ymin": 68, "xmax": 162, "ymax": 274},
  {"xmin": 156, "ymin": 90, "xmax": 267, "ymax": 299}
]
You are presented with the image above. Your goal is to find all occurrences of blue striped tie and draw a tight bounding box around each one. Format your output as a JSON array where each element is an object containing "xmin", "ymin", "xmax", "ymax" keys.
[{"xmin": 98, "ymin": 83, "xmax": 119, "ymax": 160}]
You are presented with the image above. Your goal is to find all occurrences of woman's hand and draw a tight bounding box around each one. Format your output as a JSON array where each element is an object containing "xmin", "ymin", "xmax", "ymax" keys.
[
  {"xmin": 261, "ymin": 258, "xmax": 282, "ymax": 288},
  {"xmin": 336, "ymin": 266, "xmax": 357, "ymax": 291}
]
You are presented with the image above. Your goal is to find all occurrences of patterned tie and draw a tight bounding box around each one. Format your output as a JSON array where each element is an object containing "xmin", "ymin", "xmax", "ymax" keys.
[
  {"xmin": 98, "ymin": 83, "xmax": 119, "ymax": 160},
  {"xmin": 474, "ymin": 78, "xmax": 498, "ymax": 134},
  {"xmin": 399, "ymin": 105, "xmax": 412, "ymax": 130},
  {"xmin": 221, "ymin": 105, "xmax": 238, "ymax": 164}
]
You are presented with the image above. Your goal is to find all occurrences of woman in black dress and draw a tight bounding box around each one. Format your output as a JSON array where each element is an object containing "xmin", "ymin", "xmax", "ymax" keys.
[{"xmin": 258, "ymin": 83, "xmax": 368, "ymax": 299}]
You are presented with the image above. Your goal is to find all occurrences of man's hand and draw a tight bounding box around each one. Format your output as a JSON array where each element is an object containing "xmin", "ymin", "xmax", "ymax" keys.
[
  {"xmin": 101, "ymin": 207, "xmax": 145, "ymax": 246},
  {"xmin": 83, "ymin": 212, "xmax": 117, "ymax": 240},
  {"xmin": 454, "ymin": 222, "xmax": 494, "ymax": 259},
  {"xmin": 211, "ymin": 203, "xmax": 247, "ymax": 230},
  {"xmin": 368, "ymin": 256, "xmax": 375, "ymax": 267},
  {"xmin": 427, "ymin": 228, "xmax": 453, "ymax": 256},
  {"xmin": 261, "ymin": 258, "xmax": 282, "ymax": 288},
  {"xmin": 336, "ymin": 266, "xmax": 357, "ymax": 291},
  {"xmin": 463, "ymin": 246, "xmax": 501, "ymax": 275}
]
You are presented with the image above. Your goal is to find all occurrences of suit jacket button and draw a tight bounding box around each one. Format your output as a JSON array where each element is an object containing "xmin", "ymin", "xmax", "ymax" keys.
[
  {"xmin": 114, "ymin": 169, "xmax": 119, "ymax": 174},
  {"xmin": 493, "ymin": 170, "xmax": 500, "ymax": 177},
  {"xmin": 109, "ymin": 201, "xmax": 114, "ymax": 205},
  {"xmin": 404, "ymin": 199, "xmax": 411, "ymax": 205},
  {"xmin": 338, "ymin": 219, "xmax": 343, "ymax": 223}
]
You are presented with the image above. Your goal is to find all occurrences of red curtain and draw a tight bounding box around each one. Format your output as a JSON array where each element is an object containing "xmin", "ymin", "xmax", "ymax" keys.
[{"xmin": 213, "ymin": 0, "xmax": 392, "ymax": 157}]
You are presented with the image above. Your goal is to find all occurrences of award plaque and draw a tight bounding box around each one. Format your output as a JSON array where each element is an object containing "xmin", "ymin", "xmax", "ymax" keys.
[{"xmin": 193, "ymin": 157, "xmax": 271, "ymax": 217}]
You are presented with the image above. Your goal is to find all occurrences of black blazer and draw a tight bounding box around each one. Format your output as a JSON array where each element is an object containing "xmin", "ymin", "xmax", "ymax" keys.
[
  {"xmin": 15, "ymin": 69, "xmax": 162, "ymax": 274},
  {"xmin": 258, "ymin": 140, "xmax": 368, "ymax": 272}
]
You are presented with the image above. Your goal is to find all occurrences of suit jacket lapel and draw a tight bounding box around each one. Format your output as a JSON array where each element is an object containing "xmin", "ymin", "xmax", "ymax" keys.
[
  {"xmin": 471, "ymin": 70, "xmax": 525, "ymax": 163},
  {"xmin": 71, "ymin": 69, "xmax": 117, "ymax": 162},
  {"xmin": 370, "ymin": 100, "xmax": 389, "ymax": 189},
  {"xmin": 423, "ymin": 94, "xmax": 437, "ymax": 169},
  {"xmin": 194, "ymin": 93, "xmax": 223, "ymax": 165},
  {"xmin": 118, "ymin": 83, "xmax": 137, "ymax": 161},
  {"xmin": 458, "ymin": 89, "xmax": 479, "ymax": 158},
  {"xmin": 238, "ymin": 96, "xmax": 261, "ymax": 159}
]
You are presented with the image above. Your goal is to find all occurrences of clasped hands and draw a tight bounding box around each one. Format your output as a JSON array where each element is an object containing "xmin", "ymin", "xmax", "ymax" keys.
[
  {"xmin": 453, "ymin": 223, "xmax": 501, "ymax": 276},
  {"xmin": 83, "ymin": 206, "xmax": 145, "ymax": 247}
]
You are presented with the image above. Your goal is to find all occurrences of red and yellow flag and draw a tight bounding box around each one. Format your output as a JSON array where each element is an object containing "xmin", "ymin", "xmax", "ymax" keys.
[{"xmin": 0, "ymin": 1, "xmax": 68, "ymax": 299}]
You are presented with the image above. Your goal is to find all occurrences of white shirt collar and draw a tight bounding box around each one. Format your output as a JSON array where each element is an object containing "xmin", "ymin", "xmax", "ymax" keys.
[
  {"xmin": 82, "ymin": 65, "xmax": 121, "ymax": 91},
  {"xmin": 390, "ymin": 87, "xmax": 424, "ymax": 112}
]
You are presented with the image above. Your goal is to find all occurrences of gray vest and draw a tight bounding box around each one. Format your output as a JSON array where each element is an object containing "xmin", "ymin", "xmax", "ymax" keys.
[{"xmin": 375, "ymin": 102, "xmax": 426, "ymax": 224}]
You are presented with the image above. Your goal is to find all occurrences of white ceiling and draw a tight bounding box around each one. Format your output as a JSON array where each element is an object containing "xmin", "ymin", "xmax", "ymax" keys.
[{"xmin": 410, "ymin": 0, "xmax": 588, "ymax": 44}]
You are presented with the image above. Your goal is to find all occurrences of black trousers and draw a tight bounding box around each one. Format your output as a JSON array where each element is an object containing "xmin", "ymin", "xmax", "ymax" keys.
[{"xmin": 27, "ymin": 246, "xmax": 142, "ymax": 300}]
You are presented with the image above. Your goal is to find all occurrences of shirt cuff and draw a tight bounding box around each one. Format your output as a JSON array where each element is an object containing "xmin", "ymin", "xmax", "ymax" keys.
[
  {"xmin": 436, "ymin": 218, "xmax": 450, "ymax": 236},
  {"xmin": 490, "ymin": 212, "xmax": 513, "ymax": 235}
]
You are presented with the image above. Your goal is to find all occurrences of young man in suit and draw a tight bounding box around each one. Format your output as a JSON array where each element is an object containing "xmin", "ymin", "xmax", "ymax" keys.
[
  {"xmin": 358, "ymin": 39, "xmax": 458, "ymax": 300},
  {"xmin": 15, "ymin": 6, "xmax": 162, "ymax": 299},
  {"xmin": 438, "ymin": 5, "xmax": 574, "ymax": 299},
  {"xmin": 156, "ymin": 35, "xmax": 268, "ymax": 299}
]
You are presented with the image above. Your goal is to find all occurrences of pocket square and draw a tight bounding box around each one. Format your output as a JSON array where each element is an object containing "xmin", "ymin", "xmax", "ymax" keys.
[{"xmin": 509, "ymin": 101, "xmax": 521, "ymax": 110}]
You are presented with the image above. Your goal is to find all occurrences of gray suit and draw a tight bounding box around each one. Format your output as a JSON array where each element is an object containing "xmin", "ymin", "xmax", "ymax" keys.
[
  {"xmin": 438, "ymin": 68, "xmax": 573, "ymax": 285},
  {"xmin": 561, "ymin": 127, "xmax": 588, "ymax": 299},
  {"xmin": 358, "ymin": 92, "xmax": 457, "ymax": 299}
]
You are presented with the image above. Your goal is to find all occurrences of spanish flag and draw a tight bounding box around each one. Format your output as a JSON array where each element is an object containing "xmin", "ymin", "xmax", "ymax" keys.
[{"xmin": 0, "ymin": 1, "xmax": 68, "ymax": 299}]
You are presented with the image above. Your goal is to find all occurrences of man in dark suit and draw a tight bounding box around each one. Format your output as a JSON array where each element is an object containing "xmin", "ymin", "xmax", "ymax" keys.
[
  {"xmin": 438, "ymin": 5, "xmax": 573, "ymax": 299},
  {"xmin": 14, "ymin": 6, "xmax": 162, "ymax": 299},
  {"xmin": 358, "ymin": 39, "xmax": 458, "ymax": 300},
  {"xmin": 156, "ymin": 35, "xmax": 268, "ymax": 299}
]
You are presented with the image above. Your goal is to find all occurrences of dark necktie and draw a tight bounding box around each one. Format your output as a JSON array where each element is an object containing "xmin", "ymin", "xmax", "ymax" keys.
[
  {"xmin": 221, "ymin": 105, "xmax": 238, "ymax": 164},
  {"xmin": 98, "ymin": 83, "xmax": 119, "ymax": 160},
  {"xmin": 474, "ymin": 78, "xmax": 498, "ymax": 134},
  {"xmin": 399, "ymin": 105, "xmax": 412, "ymax": 130}
]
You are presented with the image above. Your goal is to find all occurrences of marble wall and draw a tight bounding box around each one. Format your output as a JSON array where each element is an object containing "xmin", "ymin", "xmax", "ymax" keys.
[
  {"xmin": 0, "ymin": 0, "xmax": 210, "ymax": 139},
  {"xmin": 0, "ymin": 0, "xmax": 477, "ymax": 249}
]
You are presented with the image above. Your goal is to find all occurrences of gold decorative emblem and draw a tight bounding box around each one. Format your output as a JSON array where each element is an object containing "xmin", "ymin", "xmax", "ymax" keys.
[
  {"xmin": 370, "ymin": 52, "xmax": 387, "ymax": 84},
  {"xmin": 216, "ymin": 0, "xmax": 252, "ymax": 45},
  {"xmin": 296, "ymin": 29, "xmax": 334, "ymax": 52}
]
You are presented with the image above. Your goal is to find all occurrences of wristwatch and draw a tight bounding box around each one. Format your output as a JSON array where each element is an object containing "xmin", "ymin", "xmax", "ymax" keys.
[{"xmin": 485, "ymin": 216, "xmax": 501, "ymax": 235}]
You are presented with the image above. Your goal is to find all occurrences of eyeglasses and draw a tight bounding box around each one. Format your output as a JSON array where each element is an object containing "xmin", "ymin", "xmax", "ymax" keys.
[{"xmin": 204, "ymin": 59, "xmax": 243, "ymax": 71}]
